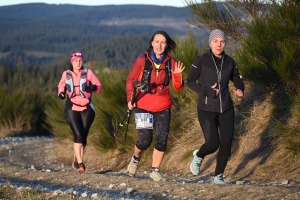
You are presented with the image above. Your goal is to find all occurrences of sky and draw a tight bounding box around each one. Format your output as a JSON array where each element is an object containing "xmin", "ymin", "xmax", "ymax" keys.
[{"xmin": 0, "ymin": 0, "xmax": 187, "ymax": 7}]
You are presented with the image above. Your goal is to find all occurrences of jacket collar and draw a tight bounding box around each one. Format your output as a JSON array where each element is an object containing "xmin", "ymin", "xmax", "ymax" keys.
[{"xmin": 146, "ymin": 51, "xmax": 170, "ymax": 65}]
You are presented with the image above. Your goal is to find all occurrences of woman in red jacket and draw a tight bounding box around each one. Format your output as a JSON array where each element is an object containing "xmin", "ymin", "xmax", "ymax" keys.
[
  {"xmin": 57, "ymin": 51, "xmax": 101, "ymax": 173},
  {"xmin": 126, "ymin": 30, "xmax": 185, "ymax": 181}
]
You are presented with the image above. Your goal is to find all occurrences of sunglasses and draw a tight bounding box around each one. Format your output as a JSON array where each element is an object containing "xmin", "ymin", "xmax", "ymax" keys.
[{"xmin": 71, "ymin": 52, "xmax": 82, "ymax": 57}]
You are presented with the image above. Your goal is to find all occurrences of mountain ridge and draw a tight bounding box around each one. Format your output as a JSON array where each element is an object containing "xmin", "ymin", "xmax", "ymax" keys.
[{"xmin": 0, "ymin": 3, "xmax": 203, "ymax": 67}]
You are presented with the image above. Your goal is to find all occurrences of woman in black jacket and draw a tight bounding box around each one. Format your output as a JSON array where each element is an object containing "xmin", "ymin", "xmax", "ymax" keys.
[{"xmin": 186, "ymin": 29, "xmax": 244, "ymax": 184}]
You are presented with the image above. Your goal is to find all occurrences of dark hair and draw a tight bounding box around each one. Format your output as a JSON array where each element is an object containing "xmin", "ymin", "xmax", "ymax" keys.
[{"xmin": 146, "ymin": 30, "xmax": 176, "ymax": 53}]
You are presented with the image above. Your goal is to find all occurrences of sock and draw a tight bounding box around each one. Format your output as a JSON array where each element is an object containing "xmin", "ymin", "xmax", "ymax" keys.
[
  {"xmin": 151, "ymin": 167, "xmax": 159, "ymax": 172},
  {"xmin": 133, "ymin": 155, "xmax": 140, "ymax": 162}
]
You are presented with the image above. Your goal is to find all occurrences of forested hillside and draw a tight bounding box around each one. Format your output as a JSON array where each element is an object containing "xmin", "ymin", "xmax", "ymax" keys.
[{"xmin": 0, "ymin": 3, "xmax": 205, "ymax": 68}]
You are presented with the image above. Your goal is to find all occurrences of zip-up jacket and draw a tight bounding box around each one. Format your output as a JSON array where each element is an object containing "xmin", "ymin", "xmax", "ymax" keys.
[
  {"xmin": 186, "ymin": 50, "xmax": 244, "ymax": 113},
  {"xmin": 126, "ymin": 51, "xmax": 184, "ymax": 112}
]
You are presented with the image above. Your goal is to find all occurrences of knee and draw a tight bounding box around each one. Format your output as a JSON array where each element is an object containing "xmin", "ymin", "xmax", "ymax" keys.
[
  {"xmin": 136, "ymin": 140, "xmax": 151, "ymax": 151},
  {"xmin": 155, "ymin": 141, "xmax": 167, "ymax": 152},
  {"xmin": 206, "ymin": 142, "xmax": 220, "ymax": 153}
]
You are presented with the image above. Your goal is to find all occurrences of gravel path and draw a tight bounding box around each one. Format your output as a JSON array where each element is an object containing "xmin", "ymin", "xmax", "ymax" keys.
[{"xmin": 0, "ymin": 137, "xmax": 299, "ymax": 199}]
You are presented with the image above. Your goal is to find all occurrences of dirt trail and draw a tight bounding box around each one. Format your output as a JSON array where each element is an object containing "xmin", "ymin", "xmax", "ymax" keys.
[{"xmin": 0, "ymin": 138, "xmax": 299, "ymax": 200}]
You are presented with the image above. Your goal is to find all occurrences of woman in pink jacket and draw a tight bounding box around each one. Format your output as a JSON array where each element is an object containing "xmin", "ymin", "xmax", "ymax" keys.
[{"xmin": 57, "ymin": 51, "xmax": 101, "ymax": 173}]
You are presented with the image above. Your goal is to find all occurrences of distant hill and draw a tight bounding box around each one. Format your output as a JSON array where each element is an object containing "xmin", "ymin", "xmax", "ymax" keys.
[
  {"xmin": 0, "ymin": 3, "xmax": 189, "ymax": 19},
  {"xmin": 0, "ymin": 3, "xmax": 204, "ymax": 67}
]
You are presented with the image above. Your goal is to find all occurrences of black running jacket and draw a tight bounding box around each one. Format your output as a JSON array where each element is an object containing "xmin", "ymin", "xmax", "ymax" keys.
[{"xmin": 186, "ymin": 50, "xmax": 244, "ymax": 113}]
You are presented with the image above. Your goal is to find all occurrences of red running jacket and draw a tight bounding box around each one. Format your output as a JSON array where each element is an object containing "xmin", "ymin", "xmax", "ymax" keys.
[{"xmin": 126, "ymin": 51, "xmax": 183, "ymax": 112}]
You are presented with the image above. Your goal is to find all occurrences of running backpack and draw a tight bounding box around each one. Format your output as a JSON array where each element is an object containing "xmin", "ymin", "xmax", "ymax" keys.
[
  {"xmin": 65, "ymin": 67, "xmax": 90, "ymax": 98},
  {"xmin": 141, "ymin": 53, "xmax": 171, "ymax": 87}
]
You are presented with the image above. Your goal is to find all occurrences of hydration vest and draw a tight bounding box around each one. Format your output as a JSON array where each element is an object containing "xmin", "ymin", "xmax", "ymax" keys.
[
  {"xmin": 65, "ymin": 67, "xmax": 91, "ymax": 99},
  {"xmin": 141, "ymin": 53, "xmax": 171, "ymax": 87}
]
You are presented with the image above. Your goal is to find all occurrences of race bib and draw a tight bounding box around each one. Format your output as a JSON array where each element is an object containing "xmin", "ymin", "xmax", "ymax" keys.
[{"xmin": 134, "ymin": 113, "xmax": 154, "ymax": 129}]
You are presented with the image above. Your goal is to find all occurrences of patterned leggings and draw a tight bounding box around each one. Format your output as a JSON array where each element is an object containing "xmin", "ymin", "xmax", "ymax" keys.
[{"xmin": 134, "ymin": 107, "xmax": 171, "ymax": 152}]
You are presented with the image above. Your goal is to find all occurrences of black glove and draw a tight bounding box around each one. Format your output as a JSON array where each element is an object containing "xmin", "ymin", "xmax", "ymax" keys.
[
  {"xmin": 86, "ymin": 85, "xmax": 97, "ymax": 92},
  {"xmin": 58, "ymin": 92, "xmax": 66, "ymax": 100}
]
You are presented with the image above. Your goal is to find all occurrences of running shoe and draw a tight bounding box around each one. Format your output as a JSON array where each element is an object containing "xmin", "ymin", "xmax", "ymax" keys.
[
  {"xmin": 77, "ymin": 163, "xmax": 86, "ymax": 173},
  {"xmin": 150, "ymin": 168, "xmax": 166, "ymax": 181},
  {"xmin": 72, "ymin": 154, "xmax": 79, "ymax": 171},
  {"xmin": 190, "ymin": 149, "xmax": 203, "ymax": 175},
  {"xmin": 214, "ymin": 173, "xmax": 226, "ymax": 184},
  {"xmin": 127, "ymin": 155, "xmax": 139, "ymax": 177}
]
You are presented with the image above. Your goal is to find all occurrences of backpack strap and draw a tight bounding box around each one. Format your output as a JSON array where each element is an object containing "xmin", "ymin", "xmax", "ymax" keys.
[
  {"xmin": 79, "ymin": 67, "xmax": 88, "ymax": 97},
  {"xmin": 66, "ymin": 70, "xmax": 76, "ymax": 98},
  {"xmin": 141, "ymin": 53, "xmax": 171, "ymax": 87},
  {"xmin": 141, "ymin": 53, "xmax": 152, "ymax": 85},
  {"xmin": 163, "ymin": 59, "xmax": 170, "ymax": 86}
]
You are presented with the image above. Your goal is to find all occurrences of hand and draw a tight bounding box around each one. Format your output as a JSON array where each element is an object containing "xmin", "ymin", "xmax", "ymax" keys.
[
  {"xmin": 128, "ymin": 101, "xmax": 135, "ymax": 110},
  {"xmin": 86, "ymin": 85, "xmax": 97, "ymax": 92},
  {"xmin": 211, "ymin": 83, "xmax": 219, "ymax": 96},
  {"xmin": 173, "ymin": 61, "xmax": 185, "ymax": 73},
  {"xmin": 58, "ymin": 92, "xmax": 66, "ymax": 100},
  {"xmin": 234, "ymin": 89, "xmax": 244, "ymax": 97}
]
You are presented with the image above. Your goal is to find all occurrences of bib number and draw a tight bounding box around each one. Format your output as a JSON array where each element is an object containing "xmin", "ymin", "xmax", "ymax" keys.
[{"xmin": 134, "ymin": 113, "xmax": 153, "ymax": 129}]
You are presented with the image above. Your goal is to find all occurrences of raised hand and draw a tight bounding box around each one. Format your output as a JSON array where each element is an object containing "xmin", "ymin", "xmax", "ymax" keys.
[{"xmin": 173, "ymin": 61, "xmax": 185, "ymax": 73}]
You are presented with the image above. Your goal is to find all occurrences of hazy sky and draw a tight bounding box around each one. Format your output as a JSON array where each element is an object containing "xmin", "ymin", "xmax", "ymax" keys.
[{"xmin": 0, "ymin": 0, "xmax": 187, "ymax": 7}]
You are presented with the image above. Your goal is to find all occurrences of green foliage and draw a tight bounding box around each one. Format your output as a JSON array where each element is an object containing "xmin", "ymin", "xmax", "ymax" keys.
[
  {"xmin": 235, "ymin": 0, "xmax": 300, "ymax": 93},
  {"xmin": 269, "ymin": 94, "xmax": 300, "ymax": 155},
  {"xmin": 81, "ymin": 34, "xmax": 151, "ymax": 68},
  {"xmin": 0, "ymin": 62, "xmax": 60, "ymax": 136},
  {"xmin": 89, "ymin": 66, "xmax": 136, "ymax": 151},
  {"xmin": 167, "ymin": 32, "xmax": 204, "ymax": 144},
  {"xmin": 172, "ymin": 31, "xmax": 207, "ymax": 78},
  {"xmin": 185, "ymin": 0, "xmax": 242, "ymax": 40},
  {"xmin": 0, "ymin": 87, "xmax": 49, "ymax": 136},
  {"xmin": 44, "ymin": 94, "xmax": 73, "ymax": 139},
  {"xmin": 271, "ymin": 123, "xmax": 300, "ymax": 155}
]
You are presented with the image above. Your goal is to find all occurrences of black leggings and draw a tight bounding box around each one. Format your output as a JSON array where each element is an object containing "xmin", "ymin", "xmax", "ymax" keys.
[
  {"xmin": 134, "ymin": 107, "xmax": 171, "ymax": 152},
  {"xmin": 196, "ymin": 107, "xmax": 234, "ymax": 175},
  {"xmin": 64, "ymin": 105, "xmax": 95, "ymax": 147}
]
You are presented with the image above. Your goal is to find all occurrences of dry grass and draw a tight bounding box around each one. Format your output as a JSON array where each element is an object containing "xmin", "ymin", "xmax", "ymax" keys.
[
  {"xmin": 0, "ymin": 183, "xmax": 55, "ymax": 200},
  {"xmin": 0, "ymin": 116, "xmax": 31, "ymax": 137}
]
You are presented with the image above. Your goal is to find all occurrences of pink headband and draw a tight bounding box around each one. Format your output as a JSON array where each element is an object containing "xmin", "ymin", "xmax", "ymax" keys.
[{"xmin": 70, "ymin": 51, "xmax": 84, "ymax": 63}]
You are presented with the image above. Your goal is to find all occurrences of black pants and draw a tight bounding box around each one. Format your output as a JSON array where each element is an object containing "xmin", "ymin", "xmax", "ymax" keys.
[
  {"xmin": 134, "ymin": 107, "xmax": 171, "ymax": 152},
  {"xmin": 196, "ymin": 107, "xmax": 234, "ymax": 175},
  {"xmin": 64, "ymin": 105, "xmax": 95, "ymax": 147}
]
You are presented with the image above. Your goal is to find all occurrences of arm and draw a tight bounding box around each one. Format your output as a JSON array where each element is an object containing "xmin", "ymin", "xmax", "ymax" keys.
[
  {"xmin": 171, "ymin": 58, "xmax": 185, "ymax": 92},
  {"xmin": 87, "ymin": 70, "xmax": 102, "ymax": 94},
  {"xmin": 231, "ymin": 61, "xmax": 244, "ymax": 97},
  {"xmin": 126, "ymin": 55, "xmax": 144, "ymax": 107},
  {"xmin": 186, "ymin": 57, "xmax": 205, "ymax": 95},
  {"xmin": 57, "ymin": 71, "xmax": 67, "ymax": 95}
]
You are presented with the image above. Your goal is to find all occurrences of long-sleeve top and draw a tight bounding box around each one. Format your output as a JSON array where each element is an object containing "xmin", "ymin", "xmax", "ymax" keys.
[
  {"xmin": 57, "ymin": 67, "xmax": 101, "ymax": 111},
  {"xmin": 126, "ymin": 51, "xmax": 183, "ymax": 112},
  {"xmin": 186, "ymin": 50, "xmax": 244, "ymax": 113}
]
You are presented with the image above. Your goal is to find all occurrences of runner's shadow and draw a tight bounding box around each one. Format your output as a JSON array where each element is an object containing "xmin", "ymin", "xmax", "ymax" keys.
[{"xmin": 93, "ymin": 169, "xmax": 112, "ymax": 174}]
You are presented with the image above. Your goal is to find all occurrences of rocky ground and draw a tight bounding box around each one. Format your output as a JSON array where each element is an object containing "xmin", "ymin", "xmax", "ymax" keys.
[{"xmin": 0, "ymin": 137, "xmax": 299, "ymax": 200}]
